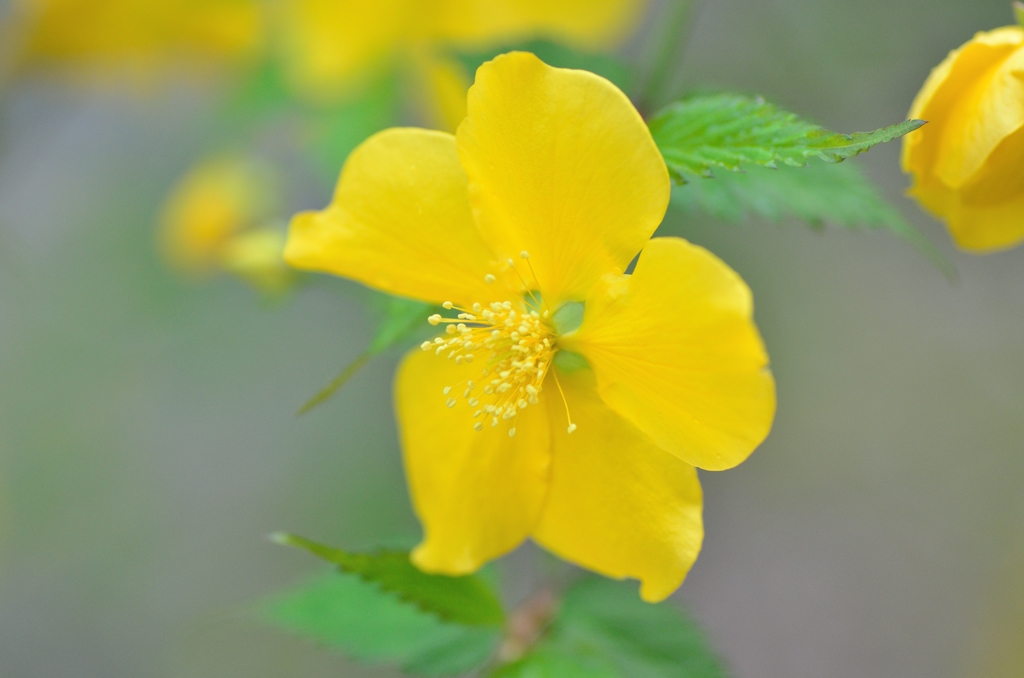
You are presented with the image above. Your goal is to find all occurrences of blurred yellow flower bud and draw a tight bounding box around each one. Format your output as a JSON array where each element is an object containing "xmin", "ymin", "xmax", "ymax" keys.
[
  {"xmin": 158, "ymin": 156, "xmax": 276, "ymax": 275},
  {"xmin": 902, "ymin": 26, "xmax": 1024, "ymax": 252},
  {"xmin": 220, "ymin": 227, "xmax": 292, "ymax": 296}
]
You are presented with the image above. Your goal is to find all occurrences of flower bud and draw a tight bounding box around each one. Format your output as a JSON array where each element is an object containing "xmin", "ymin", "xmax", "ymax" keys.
[{"xmin": 902, "ymin": 26, "xmax": 1024, "ymax": 252}]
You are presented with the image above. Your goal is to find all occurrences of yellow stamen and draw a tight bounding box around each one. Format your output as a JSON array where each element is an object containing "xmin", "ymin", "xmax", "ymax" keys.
[
  {"xmin": 551, "ymin": 370, "xmax": 577, "ymax": 435},
  {"xmin": 422, "ymin": 297, "xmax": 556, "ymax": 433}
]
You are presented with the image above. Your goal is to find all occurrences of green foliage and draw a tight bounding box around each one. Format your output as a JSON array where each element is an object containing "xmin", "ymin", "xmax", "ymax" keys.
[
  {"xmin": 218, "ymin": 59, "xmax": 295, "ymax": 132},
  {"xmin": 649, "ymin": 93, "xmax": 924, "ymax": 179},
  {"xmin": 302, "ymin": 70, "xmax": 401, "ymax": 179},
  {"xmin": 265, "ymin": 572, "xmax": 501, "ymax": 677},
  {"xmin": 270, "ymin": 533, "xmax": 505, "ymax": 627},
  {"xmin": 455, "ymin": 40, "xmax": 632, "ymax": 92},
  {"xmin": 367, "ymin": 294, "xmax": 436, "ymax": 355},
  {"xmin": 496, "ymin": 578, "xmax": 729, "ymax": 678},
  {"xmin": 491, "ymin": 648, "xmax": 620, "ymax": 677},
  {"xmin": 669, "ymin": 160, "xmax": 955, "ymax": 278},
  {"xmin": 264, "ymin": 548, "xmax": 731, "ymax": 678},
  {"xmin": 297, "ymin": 294, "xmax": 434, "ymax": 415}
]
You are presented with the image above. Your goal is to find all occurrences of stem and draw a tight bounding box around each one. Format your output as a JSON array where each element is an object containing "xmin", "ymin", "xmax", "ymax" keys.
[
  {"xmin": 296, "ymin": 351, "xmax": 371, "ymax": 416},
  {"xmin": 637, "ymin": 0, "xmax": 702, "ymax": 116},
  {"xmin": 498, "ymin": 588, "xmax": 558, "ymax": 663},
  {"xmin": 1016, "ymin": 1, "xmax": 1024, "ymax": 27}
]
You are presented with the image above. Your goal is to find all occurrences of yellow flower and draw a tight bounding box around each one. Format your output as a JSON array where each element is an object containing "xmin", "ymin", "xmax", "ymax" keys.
[
  {"xmin": 159, "ymin": 156, "xmax": 289, "ymax": 291},
  {"xmin": 903, "ymin": 26, "xmax": 1024, "ymax": 252},
  {"xmin": 277, "ymin": 0, "xmax": 645, "ymax": 129},
  {"xmin": 10, "ymin": 0, "xmax": 264, "ymax": 77},
  {"xmin": 285, "ymin": 53, "xmax": 776, "ymax": 601}
]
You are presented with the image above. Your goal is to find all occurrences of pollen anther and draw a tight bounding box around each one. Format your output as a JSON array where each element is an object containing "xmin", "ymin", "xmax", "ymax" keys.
[{"xmin": 425, "ymin": 296, "xmax": 555, "ymax": 434}]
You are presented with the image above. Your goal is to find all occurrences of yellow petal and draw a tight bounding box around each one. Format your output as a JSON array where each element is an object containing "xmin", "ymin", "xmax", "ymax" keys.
[
  {"xmin": 532, "ymin": 368, "xmax": 702, "ymax": 603},
  {"xmin": 456, "ymin": 52, "xmax": 670, "ymax": 308},
  {"xmin": 933, "ymin": 42, "xmax": 1024, "ymax": 189},
  {"xmin": 396, "ymin": 348, "xmax": 551, "ymax": 574},
  {"xmin": 434, "ymin": 0, "xmax": 645, "ymax": 48},
  {"xmin": 276, "ymin": 0, "xmax": 409, "ymax": 101},
  {"xmin": 903, "ymin": 27, "xmax": 1024, "ymax": 183},
  {"xmin": 284, "ymin": 128, "xmax": 506, "ymax": 306},
  {"xmin": 916, "ymin": 127, "xmax": 1024, "ymax": 253},
  {"xmin": 903, "ymin": 27, "xmax": 1024, "ymax": 252},
  {"xmin": 561, "ymin": 237, "xmax": 775, "ymax": 472}
]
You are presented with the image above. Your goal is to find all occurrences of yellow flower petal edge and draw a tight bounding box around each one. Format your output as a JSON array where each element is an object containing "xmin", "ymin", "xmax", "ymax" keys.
[
  {"xmin": 903, "ymin": 26, "xmax": 1024, "ymax": 252},
  {"xmin": 457, "ymin": 51, "xmax": 670, "ymax": 308},
  {"xmin": 562, "ymin": 237, "xmax": 776, "ymax": 471},
  {"xmin": 396, "ymin": 348, "xmax": 551, "ymax": 574},
  {"xmin": 532, "ymin": 368, "xmax": 703, "ymax": 603},
  {"xmin": 284, "ymin": 128, "xmax": 504, "ymax": 306}
]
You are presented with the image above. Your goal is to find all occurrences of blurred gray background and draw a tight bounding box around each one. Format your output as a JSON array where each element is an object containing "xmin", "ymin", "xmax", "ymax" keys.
[{"xmin": 1, "ymin": 1, "xmax": 1023, "ymax": 677}]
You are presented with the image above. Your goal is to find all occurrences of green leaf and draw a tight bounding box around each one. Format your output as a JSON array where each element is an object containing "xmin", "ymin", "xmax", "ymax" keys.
[
  {"xmin": 302, "ymin": 69, "xmax": 401, "ymax": 179},
  {"xmin": 491, "ymin": 647, "xmax": 620, "ymax": 678},
  {"xmin": 265, "ymin": 572, "xmax": 500, "ymax": 677},
  {"xmin": 649, "ymin": 93, "xmax": 924, "ymax": 179},
  {"xmin": 297, "ymin": 294, "xmax": 435, "ymax": 415},
  {"xmin": 669, "ymin": 160, "xmax": 955, "ymax": 279},
  {"xmin": 218, "ymin": 59, "xmax": 295, "ymax": 131},
  {"xmin": 367, "ymin": 294, "xmax": 436, "ymax": 355},
  {"xmin": 494, "ymin": 578, "xmax": 729, "ymax": 678},
  {"xmin": 271, "ymin": 533, "xmax": 506, "ymax": 628}
]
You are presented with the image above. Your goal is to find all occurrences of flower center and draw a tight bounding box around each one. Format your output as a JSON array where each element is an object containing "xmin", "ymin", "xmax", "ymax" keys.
[{"xmin": 421, "ymin": 299, "xmax": 556, "ymax": 437}]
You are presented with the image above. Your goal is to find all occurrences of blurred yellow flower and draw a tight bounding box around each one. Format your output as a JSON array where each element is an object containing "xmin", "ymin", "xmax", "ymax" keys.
[
  {"xmin": 277, "ymin": 0, "xmax": 645, "ymax": 128},
  {"xmin": 903, "ymin": 26, "xmax": 1024, "ymax": 252},
  {"xmin": 285, "ymin": 53, "xmax": 776, "ymax": 601},
  {"xmin": 10, "ymin": 0, "xmax": 264, "ymax": 77},
  {"xmin": 159, "ymin": 156, "xmax": 289, "ymax": 292},
  {"xmin": 221, "ymin": 227, "xmax": 293, "ymax": 295}
]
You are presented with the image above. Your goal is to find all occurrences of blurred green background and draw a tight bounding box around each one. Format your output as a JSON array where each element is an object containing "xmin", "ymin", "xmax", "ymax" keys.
[{"xmin": 1, "ymin": 1, "xmax": 1023, "ymax": 677}]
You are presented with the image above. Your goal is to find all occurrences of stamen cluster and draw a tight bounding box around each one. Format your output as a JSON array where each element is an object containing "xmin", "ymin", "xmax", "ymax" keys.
[{"xmin": 421, "ymin": 300, "xmax": 554, "ymax": 437}]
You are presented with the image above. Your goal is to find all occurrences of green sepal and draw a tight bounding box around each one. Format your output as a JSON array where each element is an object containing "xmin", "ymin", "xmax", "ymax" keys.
[
  {"xmin": 265, "ymin": 571, "xmax": 501, "ymax": 677},
  {"xmin": 491, "ymin": 578, "xmax": 729, "ymax": 678},
  {"xmin": 553, "ymin": 351, "xmax": 590, "ymax": 374},
  {"xmin": 551, "ymin": 302, "xmax": 585, "ymax": 335},
  {"xmin": 669, "ymin": 160, "xmax": 955, "ymax": 279},
  {"xmin": 270, "ymin": 533, "xmax": 505, "ymax": 628},
  {"xmin": 649, "ymin": 93, "xmax": 924, "ymax": 179}
]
